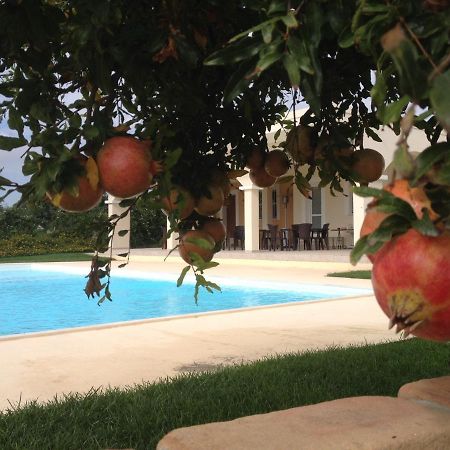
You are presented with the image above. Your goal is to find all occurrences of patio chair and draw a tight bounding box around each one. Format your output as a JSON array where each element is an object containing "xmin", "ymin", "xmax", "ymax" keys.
[
  {"xmin": 296, "ymin": 223, "xmax": 312, "ymax": 250},
  {"xmin": 267, "ymin": 224, "xmax": 279, "ymax": 250},
  {"xmin": 313, "ymin": 223, "xmax": 329, "ymax": 250},
  {"xmin": 233, "ymin": 225, "xmax": 245, "ymax": 250},
  {"xmin": 279, "ymin": 228, "xmax": 294, "ymax": 251}
]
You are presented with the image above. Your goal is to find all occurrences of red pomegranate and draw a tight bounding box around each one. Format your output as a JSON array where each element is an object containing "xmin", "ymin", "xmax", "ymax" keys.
[
  {"xmin": 264, "ymin": 150, "xmax": 290, "ymax": 177},
  {"xmin": 178, "ymin": 230, "xmax": 215, "ymax": 264},
  {"xmin": 249, "ymin": 167, "xmax": 276, "ymax": 188},
  {"xmin": 200, "ymin": 218, "xmax": 226, "ymax": 252},
  {"xmin": 97, "ymin": 136, "xmax": 153, "ymax": 198},
  {"xmin": 351, "ymin": 148, "xmax": 385, "ymax": 184},
  {"xmin": 46, "ymin": 156, "xmax": 104, "ymax": 212},
  {"xmin": 372, "ymin": 229, "xmax": 450, "ymax": 342},
  {"xmin": 161, "ymin": 187, "xmax": 195, "ymax": 220}
]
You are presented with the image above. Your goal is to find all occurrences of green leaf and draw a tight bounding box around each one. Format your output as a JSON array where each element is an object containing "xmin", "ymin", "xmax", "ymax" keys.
[
  {"xmin": 69, "ymin": 113, "xmax": 82, "ymax": 129},
  {"xmin": 0, "ymin": 135, "xmax": 27, "ymax": 151},
  {"xmin": 352, "ymin": 185, "xmax": 385, "ymax": 198},
  {"xmin": 204, "ymin": 39, "xmax": 263, "ymax": 66},
  {"xmin": 267, "ymin": 0, "xmax": 285, "ymax": 15},
  {"xmin": 283, "ymin": 53, "xmax": 301, "ymax": 88},
  {"xmin": 223, "ymin": 60, "xmax": 254, "ymax": 104},
  {"xmin": 286, "ymin": 36, "xmax": 314, "ymax": 75},
  {"xmin": 185, "ymin": 237, "xmax": 214, "ymax": 250},
  {"xmin": 8, "ymin": 108, "xmax": 24, "ymax": 136},
  {"xmin": 374, "ymin": 198, "xmax": 416, "ymax": 221},
  {"xmin": 201, "ymin": 261, "xmax": 220, "ymax": 270},
  {"xmin": 117, "ymin": 252, "xmax": 129, "ymax": 257},
  {"xmin": 350, "ymin": 235, "xmax": 369, "ymax": 265},
  {"xmin": 276, "ymin": 175, "xmax": 294, "ymax": 184},
  {"xmin": 164, "ymin": 148, "xmax": 183, "ymax": 170},
  {"xmin": 261, "ymin": 23, "xmax": 274, "ymax": 44},
  {"xmin": 392, "ymin": 145, "xmax": 415, "ymax": 179},
  {"xmin": 365, "ymin": 128, "xmax": 382, "ymax": 142},
  {"xmin": 177, "ymin": 265, "xmax": 191, "ymax": 287},
  {"xmin": 0, "ymin": 175, "xmax": 13, "ymax": 186},
  {"xmin": 281, "ymin": 12, "xmax": 298, "ymax": 29},
  {"xmin": 117, "ymin": 229, "xmax": 129, "ymax": 237},
  {"xmin": 379, "ymin": 96, "xmax": 410, "ymax": 124},
  {"xmin": 119, "ymin": 198, "xmax": 135, "ymax": 207},
  {"xmin": 338, "ymin": 26, "xmax": 354, "ymax": 48},
  {"xmin": 430, "ymin": 71, "xmax": 450, "ymax": 132},
  {"xmin": 255, "ymin": 46, "xmax": 283, "ymax": 72},
  {"xmin": 412, "ymin": 142, "xmax": 449, "ymax": 184},
  {"xmin": 411, "ymin": 210, "xmax": 439, "ymax": 237},
  {"xmin": 84, "ymin": 125, "xmax": 100, "ymax": 139},
  {"xmin": 227, "ymin": 17, "xmax": 283, "ymax": 44}
]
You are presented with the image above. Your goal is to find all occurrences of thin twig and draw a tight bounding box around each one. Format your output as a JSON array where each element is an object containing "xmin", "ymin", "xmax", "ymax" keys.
[
  {"xmin": 295, "ymin": 0, "xmax": 306, "ymax": 16},
  {"xmin": 399, "ymin": 17, "xmax": 438, "ymax": 71},
  {"xmin": 429, "ymin": 52, "xmax": 450, "ymax": 80}
]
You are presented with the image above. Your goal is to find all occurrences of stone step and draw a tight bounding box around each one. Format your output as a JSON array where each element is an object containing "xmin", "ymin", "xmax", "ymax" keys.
[
  {"xmin": 157, "ymin": 394, "xmax": 450, "ymax": 450},
  {"xmin": 398, "ymin": 376, "xmax": 450, "ymax": 411}
]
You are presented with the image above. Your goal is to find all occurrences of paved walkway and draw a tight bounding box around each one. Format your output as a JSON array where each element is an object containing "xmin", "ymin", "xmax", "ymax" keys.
[{"xmin": 0, "ymin": 255, "xmax": 396, "ymax": 411}]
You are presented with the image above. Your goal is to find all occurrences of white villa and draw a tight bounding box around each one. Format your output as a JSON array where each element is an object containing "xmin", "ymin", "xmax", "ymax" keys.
[{"xmin": 108, "ymin": 114, "xmax": 434, "ymax": 252}]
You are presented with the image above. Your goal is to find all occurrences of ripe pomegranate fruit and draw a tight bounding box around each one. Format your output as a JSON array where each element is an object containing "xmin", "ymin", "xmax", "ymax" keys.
[
  {"xmin": 250, "ymin": 167, "xmax": 276, "ymax": 188},
  {"xmin": 178, "ymin": 230, "xmax": 215, "ymax": 264},
  {"xmin": 194, "ymin": 185, "xmax": 224, "ymax": 216},
  {"xmin": 360, "ymin": 179, "xmax": 440, "ymax": 261},
  {"xmin": 285, "ymin": 125, "xmax": 314, "ymax": 164},
  {"xmin": 264, "ymin": 150, "xmax": 290, "ymax": 177},
  {"xmin": 246, "ymin": 148, "xmax": 266, "ymax": 170},
  {"xmin": 372, "ymin": 229, "xmax": 450, "ymax": 342},
  {"xmin": 210, "ymin": 169, "xmax": 231, "ymax": 198},
  {"xmin": 351, "ymin": 148, "xmax": 385, "ymax": 184},
  {"xmin": 161, "ymin": 187, "xmax": 195, "ymax": 219},
  {"xmin": 97, "ymin": 136, "xmax": 153, "ymax": 198},
  {"xmin": 46, "ymin": 156, "xmax": 104, "ymax": 212},
  {"xmin": 200, "ymin": 218, "xmax": 226, "ymax": 252}
]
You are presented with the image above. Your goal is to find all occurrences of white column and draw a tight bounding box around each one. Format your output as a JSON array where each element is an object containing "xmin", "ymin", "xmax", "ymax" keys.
[
  {"xmin": 234, "ymin": 192, "xmax": 240, "ymax": 225},
  {"xmin": 239, "ymin": 177, "xmax": 261, "ymax": 251},
  {"xmin": 166, "ymin": 216, "xmax": 178, "ymax": 250},
  {"xmin": 352, "ymin": 177, "xmax": 387, "ymax": 245},
  {"xmin": 352, "ymin": 193, "xmax": 369, "ymax": 245},
  {"xmin": 106, "ymin": 195, "xmax": 130, "ymax": 252}
]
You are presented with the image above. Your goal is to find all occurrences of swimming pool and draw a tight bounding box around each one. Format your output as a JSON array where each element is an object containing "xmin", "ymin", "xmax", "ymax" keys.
[{"xmin": 0, "ymin": 264, "xmax": 371, "ymax": 336}]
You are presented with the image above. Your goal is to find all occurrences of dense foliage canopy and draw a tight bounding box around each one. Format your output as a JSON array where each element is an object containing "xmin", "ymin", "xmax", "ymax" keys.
[{"xmin": 0, "ymin": 0, "xmax": 448, "ymax": 300}]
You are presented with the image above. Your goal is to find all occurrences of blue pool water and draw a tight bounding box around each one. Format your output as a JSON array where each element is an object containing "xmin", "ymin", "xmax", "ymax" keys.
[{"xmin": 0, "ymin": 265, "xmax": 370, "ymax": 336}]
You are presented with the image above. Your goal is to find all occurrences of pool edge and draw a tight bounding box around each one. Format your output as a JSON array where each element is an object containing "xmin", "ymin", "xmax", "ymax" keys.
[{"xmin": 0, "ymin": 293, "xmax": 375, "ymax": 342}]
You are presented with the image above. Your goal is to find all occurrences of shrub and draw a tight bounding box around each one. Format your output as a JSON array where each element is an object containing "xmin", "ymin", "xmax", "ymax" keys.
[{"xmin": 0, "ymin": 233, "xmax": 95, "ymax": 257}]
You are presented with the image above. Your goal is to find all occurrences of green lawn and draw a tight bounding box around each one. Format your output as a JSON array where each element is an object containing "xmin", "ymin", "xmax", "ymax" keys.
[
  {"xmin": 0, "ymin": 339, "xmax": 448, "ymax": 450},
  {"xmin": 327, "ymin": 270, "xmax": 372, "ymax": 279},
  {"xmin": 0, "ymin": 253, "xmax": 100, "ymax": 263}
]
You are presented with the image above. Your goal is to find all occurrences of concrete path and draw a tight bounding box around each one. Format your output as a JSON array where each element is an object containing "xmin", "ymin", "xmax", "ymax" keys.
[{"xmin": 0, "ymin": 256, "xmax": 397, "ymax": 410}]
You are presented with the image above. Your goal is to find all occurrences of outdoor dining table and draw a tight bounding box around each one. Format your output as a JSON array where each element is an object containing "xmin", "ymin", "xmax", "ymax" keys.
[{"xmin": 329, "ymin": 227, "xmax": 354, "ymax": 249}]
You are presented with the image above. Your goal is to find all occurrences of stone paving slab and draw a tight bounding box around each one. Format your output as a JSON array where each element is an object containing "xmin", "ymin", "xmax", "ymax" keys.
[
  {"xmin": 399, "ymin": 376, "xmax": 450, "ymax": 410},
  {"xmin": 157, "ymin": 396, "xmax": 450, "ymax": 450}
]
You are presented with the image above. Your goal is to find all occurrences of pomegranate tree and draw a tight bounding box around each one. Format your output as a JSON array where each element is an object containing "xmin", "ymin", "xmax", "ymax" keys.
[{"xmin": 372, "ymin": 229, "xmax": 450, "ymax": 342}]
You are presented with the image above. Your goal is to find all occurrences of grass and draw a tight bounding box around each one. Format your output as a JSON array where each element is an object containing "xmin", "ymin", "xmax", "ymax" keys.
[
  {"xmin": 327, "ymin": 270, "xmax": 372, "ymax": 279},
  {"xmin": 0, "ymin": 253, "xmax": 99, "ymax": 263},
  {"xmin": 0, "ymin": 339, "xmax": 448, "ymax": 450}
]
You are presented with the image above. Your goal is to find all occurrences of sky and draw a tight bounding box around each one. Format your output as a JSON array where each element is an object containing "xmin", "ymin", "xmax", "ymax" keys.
[{"xmin": 0, "ymin": 121, "xmax": 28, "ymax": 205}]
